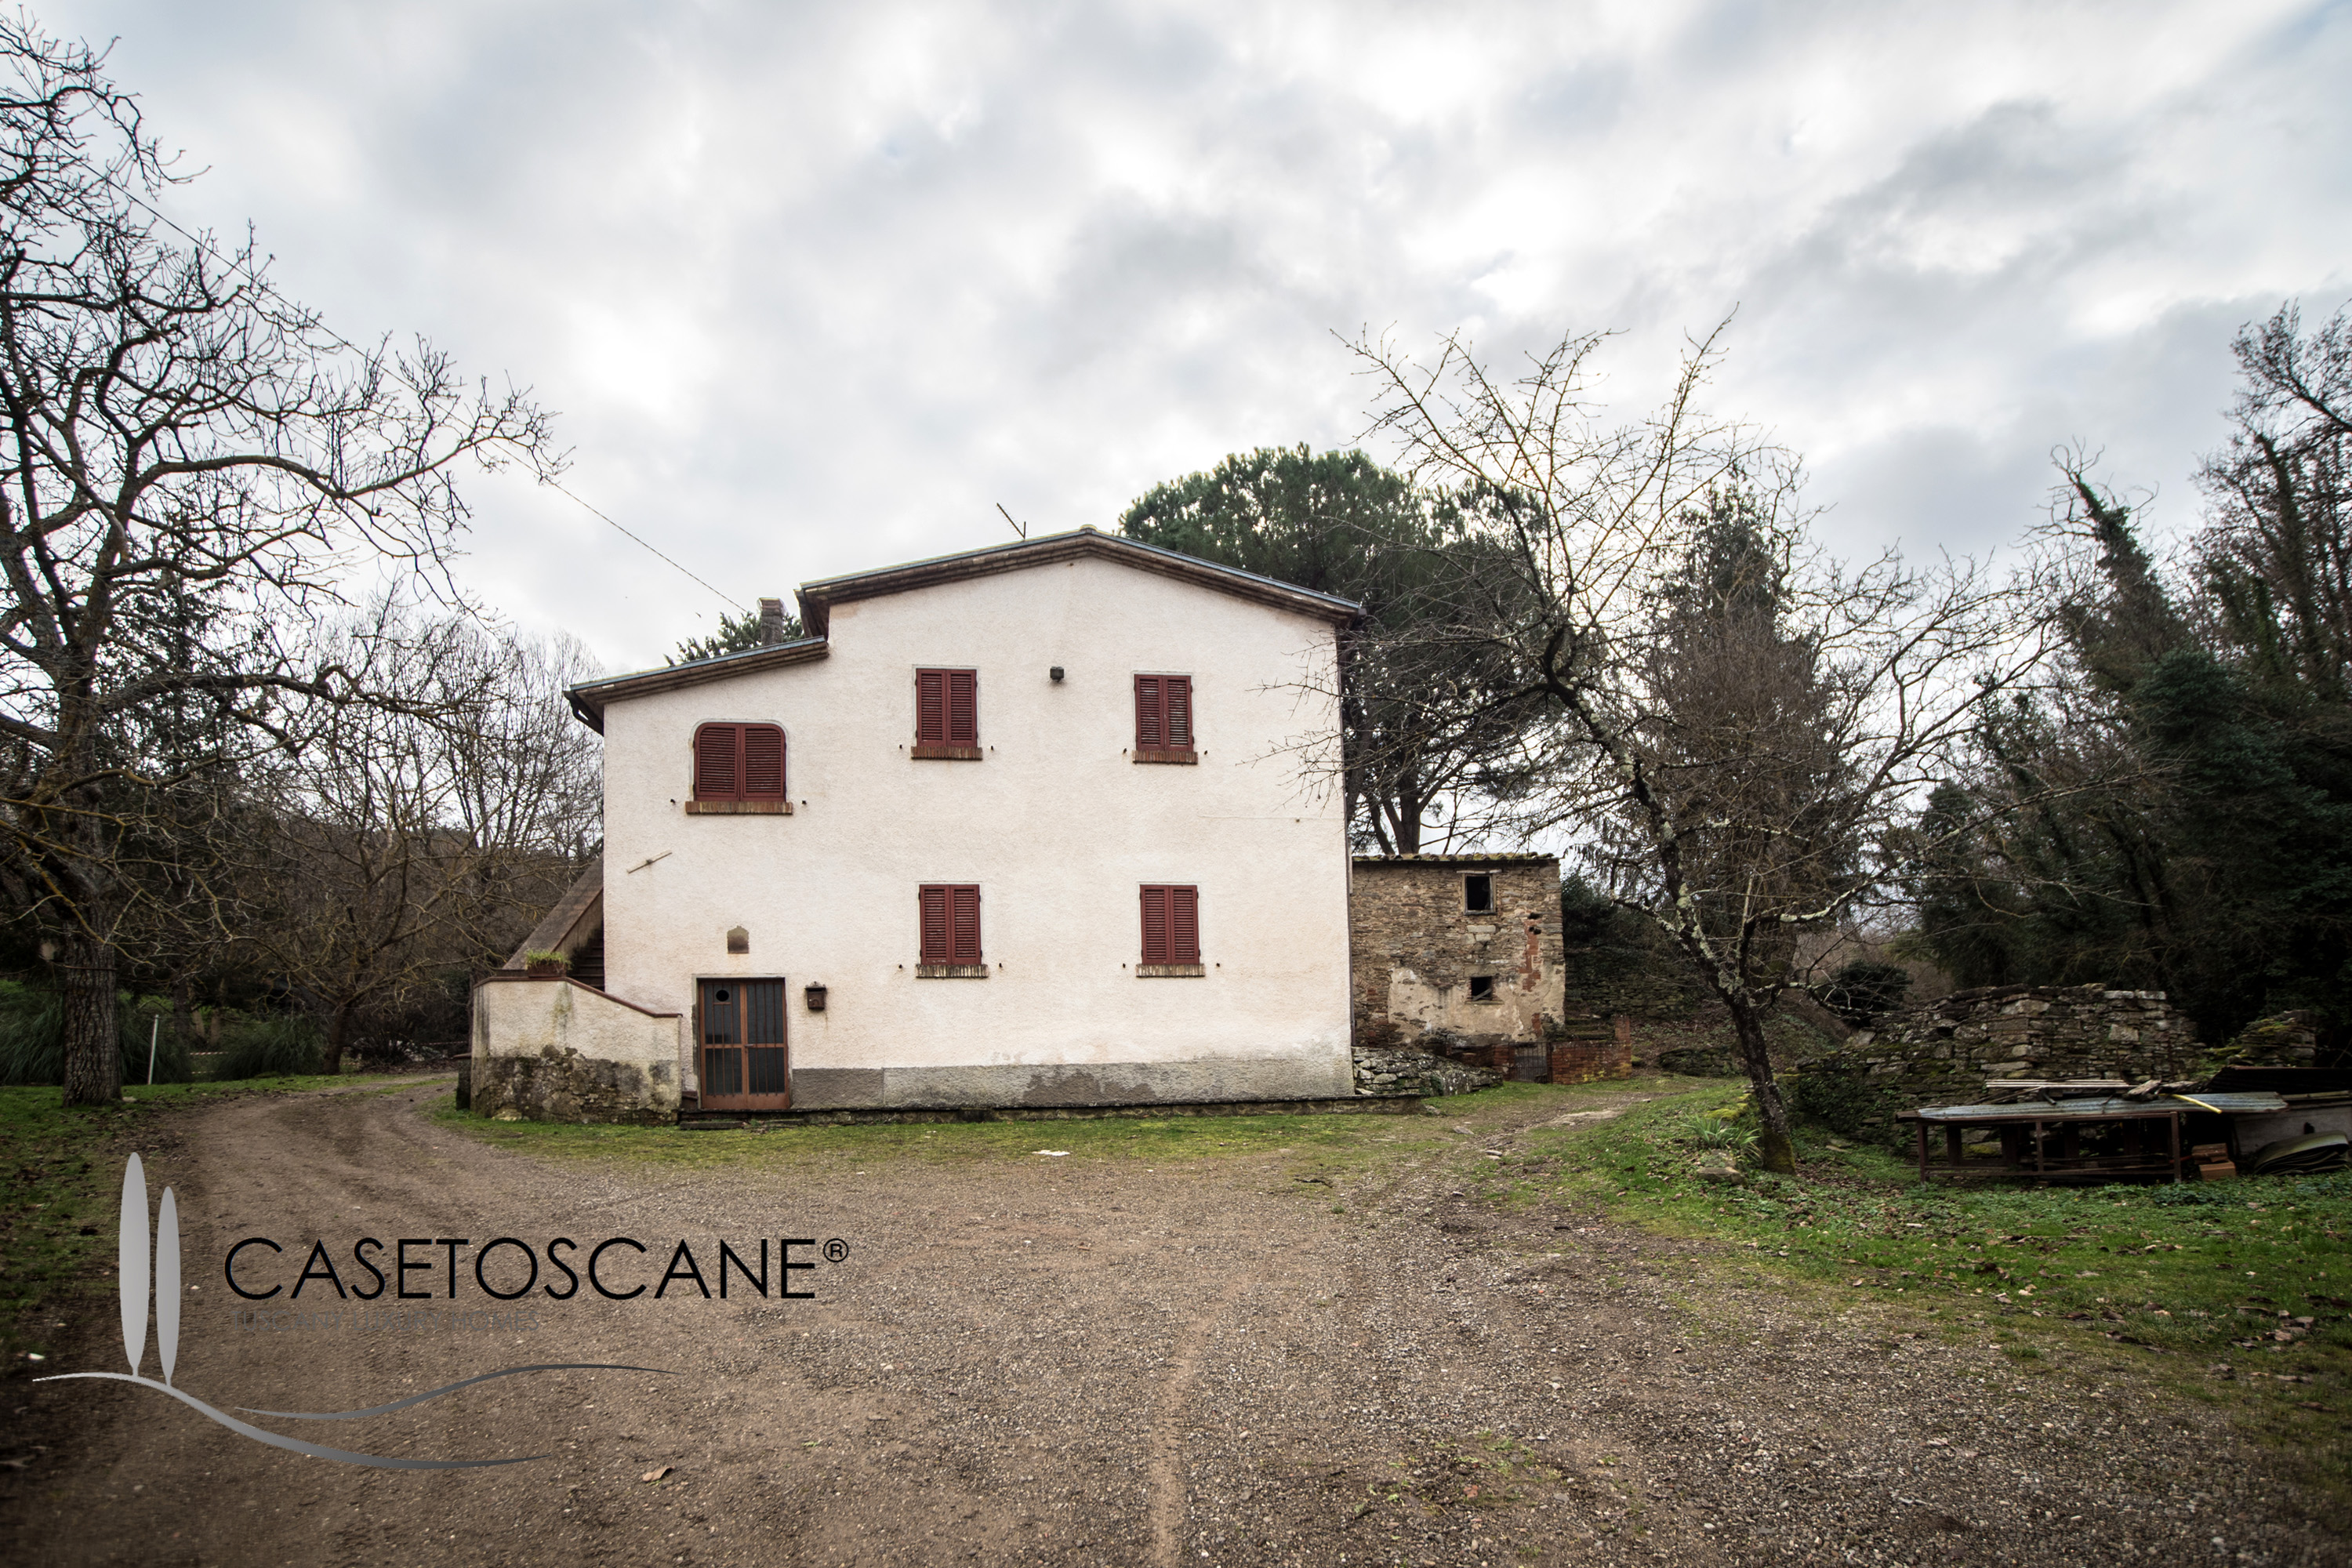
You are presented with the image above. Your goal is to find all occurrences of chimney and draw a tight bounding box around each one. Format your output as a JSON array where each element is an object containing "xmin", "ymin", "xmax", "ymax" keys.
[{"xmin": 758, "ymin": 597, "xmax": 786, "ymax": 645}]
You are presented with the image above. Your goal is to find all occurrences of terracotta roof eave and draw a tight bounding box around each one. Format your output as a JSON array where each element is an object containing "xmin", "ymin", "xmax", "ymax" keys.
[
  {"xmin": 566, "ymin": 638, "xmax": 830, "ymax": 733},
  {"xmin": 796, "ymin": 529, "xmax": 1360, "ymax": 635},
  {"xmin": 1352, "ymin": 854, "xmax": 1560, "ymax": 866}
]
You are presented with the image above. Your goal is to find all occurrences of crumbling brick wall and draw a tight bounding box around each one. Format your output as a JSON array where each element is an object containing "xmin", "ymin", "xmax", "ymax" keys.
[
  {"xmin": 1350, "ymin": 855, "xmax": 1564, "ymax": 1053},
  {"xmin": 1548, "ymin": 1014, "xmax": 1635, "ymax": 1084}
]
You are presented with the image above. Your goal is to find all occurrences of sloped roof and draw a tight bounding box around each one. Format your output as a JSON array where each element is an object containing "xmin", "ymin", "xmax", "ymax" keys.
[
  {"xmin": 565, "ymin": 528, "xmax": 1360, "ymax": 731},
  {"xmin": 795, "ymin": 527, "xmax": 1360, "ymax": 636},
  {"xmin": 1352, "ymin": 854, "xmax": 1559, "ymax": 866},
  {"xmin": 566, "ymin": 637, "xmax": 828, "ymax": 732}
]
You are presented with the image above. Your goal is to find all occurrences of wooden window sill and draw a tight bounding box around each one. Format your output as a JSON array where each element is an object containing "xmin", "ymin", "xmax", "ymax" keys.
[
  {"xmin": 1131, "ymin": 748, "xmax": 1197, "ymax": 765},
  {"xmin": 911, "ymin": 746, "xmax": 984, "ymax": 760},
  {"xmin": 915, "ymin": 964, "xmax": 989, "ymax": 978},
  {"xmin": 685, "ymin": 799, "xmax": 793, "ymax": 815},
  {"xmin": 1135, "ymin": 964, "xmax": 1207, "ymax": 977}
]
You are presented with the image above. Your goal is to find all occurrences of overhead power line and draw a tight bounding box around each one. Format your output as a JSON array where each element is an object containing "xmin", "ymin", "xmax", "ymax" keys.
[
  {"xmin": 542, "ymin": 480, "xmax": 745, "ymax": 612},
  {"xmin": 105, "ymin": 184, "xmax": 743, "ymax": 612}
]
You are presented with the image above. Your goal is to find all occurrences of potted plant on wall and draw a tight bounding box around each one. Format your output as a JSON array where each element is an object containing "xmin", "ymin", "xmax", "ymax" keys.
[{"xmin": 522, "ymin": 949, "xmax": 569, "ymax": 979}]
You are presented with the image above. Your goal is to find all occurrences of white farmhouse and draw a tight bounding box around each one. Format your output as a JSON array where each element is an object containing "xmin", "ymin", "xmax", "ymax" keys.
[{"xmin": 471, "ymin": 528, "xmax": 1359, "ymax": 1121}]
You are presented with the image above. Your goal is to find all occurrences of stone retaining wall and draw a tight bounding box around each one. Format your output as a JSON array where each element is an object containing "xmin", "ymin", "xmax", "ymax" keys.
[
  {"xmin": 470, "ymin": 974, "xmax": 684, "ymax": 1125},
  {"xmin": 1352, "ymin": 1046, "xmax": 1502, "ymax": 1098},
  {"xmin": 2217, "ymin": 1011, "xmax": 2327, "ymax": 1069},
  {"xmin": 1794, "ymin": 982, "xmax": 2202, "ymax": 1145}
]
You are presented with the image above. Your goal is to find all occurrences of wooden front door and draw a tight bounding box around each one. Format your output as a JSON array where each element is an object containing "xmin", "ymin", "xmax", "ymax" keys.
[{"xmin": 698, "ymin": 978, "xmax": 790, "ymax": 1110}]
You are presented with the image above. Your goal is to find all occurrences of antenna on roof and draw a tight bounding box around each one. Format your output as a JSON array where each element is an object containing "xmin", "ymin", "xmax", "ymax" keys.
[{"xmin": 996, "ymin": 502, "xmax": 1028, "ymax": 540}]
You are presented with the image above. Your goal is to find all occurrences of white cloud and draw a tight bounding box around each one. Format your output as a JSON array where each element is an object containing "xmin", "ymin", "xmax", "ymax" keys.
[{"xmin": 42, "ymin": 0, "xmax": 2352, "ymax": 670}]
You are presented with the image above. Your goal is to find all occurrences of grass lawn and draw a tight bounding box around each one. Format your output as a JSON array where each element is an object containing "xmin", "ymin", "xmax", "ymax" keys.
[
  {"xmin": 432, "ymin": 1091, "xmax": 1528, "ymax": 1179},
  {"xmin": 1490, "ymin": 1082, "xmax": 2352, "ymax": 1505}
]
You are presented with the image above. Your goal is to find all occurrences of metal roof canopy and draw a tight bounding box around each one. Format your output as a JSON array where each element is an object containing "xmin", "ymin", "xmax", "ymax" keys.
[{"xmin": 1906, "ymin": 1092, "xmax": 2288, "ymax": 1122}]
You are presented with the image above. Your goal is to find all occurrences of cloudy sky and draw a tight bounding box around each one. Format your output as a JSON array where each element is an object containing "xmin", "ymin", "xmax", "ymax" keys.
[{"xmin": 42, "ymin": 0, "xmax": 2352, "ymax": 674}]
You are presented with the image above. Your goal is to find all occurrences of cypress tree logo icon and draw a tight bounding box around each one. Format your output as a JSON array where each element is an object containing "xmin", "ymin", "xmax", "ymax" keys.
[{"xmin": 36, "ymin": 1154, "xmax": 665, "ymax": 1469}]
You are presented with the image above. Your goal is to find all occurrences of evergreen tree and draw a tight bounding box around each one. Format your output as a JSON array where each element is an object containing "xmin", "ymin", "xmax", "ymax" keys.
[{"xmin": 1120, "ymin": 446, "xmax": 1541, "ymax": 852}]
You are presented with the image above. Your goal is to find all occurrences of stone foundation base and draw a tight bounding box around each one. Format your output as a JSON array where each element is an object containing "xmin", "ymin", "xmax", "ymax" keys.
[
  {"xmin": 1351, "ymin": 1046, "xmax": 1502, "ymax": 1097},
  {"xmin": 474, "ymin": 1049, "xmax": 677, "ymax": 1125},
  {"xmin": 787, "ymin": 1055, "xmax": 1352, "ymax": 1110}
]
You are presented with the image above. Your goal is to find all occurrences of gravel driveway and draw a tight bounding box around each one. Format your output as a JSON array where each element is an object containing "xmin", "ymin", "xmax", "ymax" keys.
[{"xmin": 6, "ymin": 1080, "xmax": 2343, "ymax": 1566}]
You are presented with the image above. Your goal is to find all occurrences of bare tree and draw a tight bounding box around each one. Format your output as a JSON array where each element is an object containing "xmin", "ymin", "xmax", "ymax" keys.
[
  {"xmin": 239, "ymin": 601, "xmax": 599, "ymax": 1073},
  {"xmin": 1349, "ymin": 325, "xmax": 2040, "ymax": 1170},
  {"xmin": 2197, "ymin": 303, "xmax": 2352, "ymax": 700},
  {"xmin": 2230, "ymin": 299, "xmax": 2352, "ymax": 443},
  {"xmin": 0, "ymin": 24, "xmax": 557, "ymax": 1103}
]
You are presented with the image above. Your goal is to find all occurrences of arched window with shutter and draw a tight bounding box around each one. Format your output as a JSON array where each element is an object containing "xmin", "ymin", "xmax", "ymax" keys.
[{"xmin": 690, "ymin": 722, "xmax": 788, "ymax": 811}]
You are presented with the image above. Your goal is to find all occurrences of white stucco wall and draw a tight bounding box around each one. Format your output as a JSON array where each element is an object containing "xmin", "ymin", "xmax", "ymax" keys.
[
  {"xmin": 595, "ymin": 554, "xmax": 1352, "ymax": 1107},
  {"xmin": 475, "ymin": 978, "xmax": 683, "ymax": 1069},
  {"xmin": 470, "ymin": 977, "xmax": 684, "ymax": 1122}
]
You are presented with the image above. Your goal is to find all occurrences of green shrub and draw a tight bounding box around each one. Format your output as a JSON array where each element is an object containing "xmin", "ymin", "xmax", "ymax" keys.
[
  {"xmin": 0, "ymin": 985, "xmax": 191, "ymax": 1086},
  {"xmin": 212, "ymin": 1014, "xmax": 325, "ymax": 1080},
  {"xmin": 1679, "ymin": 1112, "xmax": 1759, "ymax": 1156}
]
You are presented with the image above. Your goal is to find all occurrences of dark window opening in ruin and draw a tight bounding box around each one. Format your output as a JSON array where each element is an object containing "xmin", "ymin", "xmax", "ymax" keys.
[
  {"xmin": 1464, "ymin": 874, "xmax": 1494, "ymax": 913},
  {"xmin": 1468, "ymin": 975, "xmax": 1496, "ymax": 1002}
]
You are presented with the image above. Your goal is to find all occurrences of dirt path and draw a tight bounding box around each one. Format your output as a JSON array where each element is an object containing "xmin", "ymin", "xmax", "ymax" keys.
[{"xmin": 7, "ymin": 1083, "xmax": 2343, "ymax": 1567}]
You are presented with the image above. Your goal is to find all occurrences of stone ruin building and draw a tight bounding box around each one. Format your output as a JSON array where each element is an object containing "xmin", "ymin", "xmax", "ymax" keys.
[{"xmin": 1347, "ymin": 854, "xmax": 1632, "ymax": 1092}]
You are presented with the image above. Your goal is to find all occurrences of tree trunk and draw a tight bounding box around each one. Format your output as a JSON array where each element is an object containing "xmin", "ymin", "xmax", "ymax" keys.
[
  {"xmin": 325, "ymin": 1000, "xmax": 354, "ymax": 1077},
  {"xmin": 1394, "ymin": 765, "xmax": 1422, "ymax": 855},
  {"xmin": 58, "ymin": 931, "xmax": 121, "ymax": 1106},
  {"xmin": 1728, "ymin": 996, "xmax": 1798, "ymax": 1174},
  {"xmin": 170, "ymin": 975, "xmax": 194, "ymax": 1068}
]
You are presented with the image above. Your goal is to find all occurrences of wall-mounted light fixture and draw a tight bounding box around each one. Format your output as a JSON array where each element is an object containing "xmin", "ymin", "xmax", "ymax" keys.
[
  {"xmin": 1049, "ymin": 666, "xmax": 1065, "ymax": 682},
  {"xmin": 804, "ymin": 982, "xmax": 828, "ymax": 1012}
]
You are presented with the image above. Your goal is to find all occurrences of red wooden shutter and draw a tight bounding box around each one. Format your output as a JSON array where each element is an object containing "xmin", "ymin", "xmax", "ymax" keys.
[
  {"xmin": 1171, "ymin": 885, "xmax": 1200, "ymax": 963},
  {"xmin": 916, "ymin": 670, "xmax": 946, "ymax": 745},
  {"xmin": 742, "ymin": 724, "xmax": 786, "ymax": 798},
  {"xmin": 694, "ymin": 724, "xmax": 740, "ymax": 798},
  {"xmin": 946, "ymin": 670, "xmax": 978, "ymax": 746},
  {"xmin": 920, "ymin": 885, "xmax": 949, "ymax": 964},
  {"xmin": 951, "ymin": 885, "xmax": 982, "ymax": 964},
  {"xmin": 1135, "ymin": 676, "xmax": 1163, "ymax": 749},
  {"xmin": 1141, "ymin": 886, "xmax": 1169, "ymax": 964},
  {"xmin": 1134, "ymin": 677, "xmax": 1193, "ymax": 752}
]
